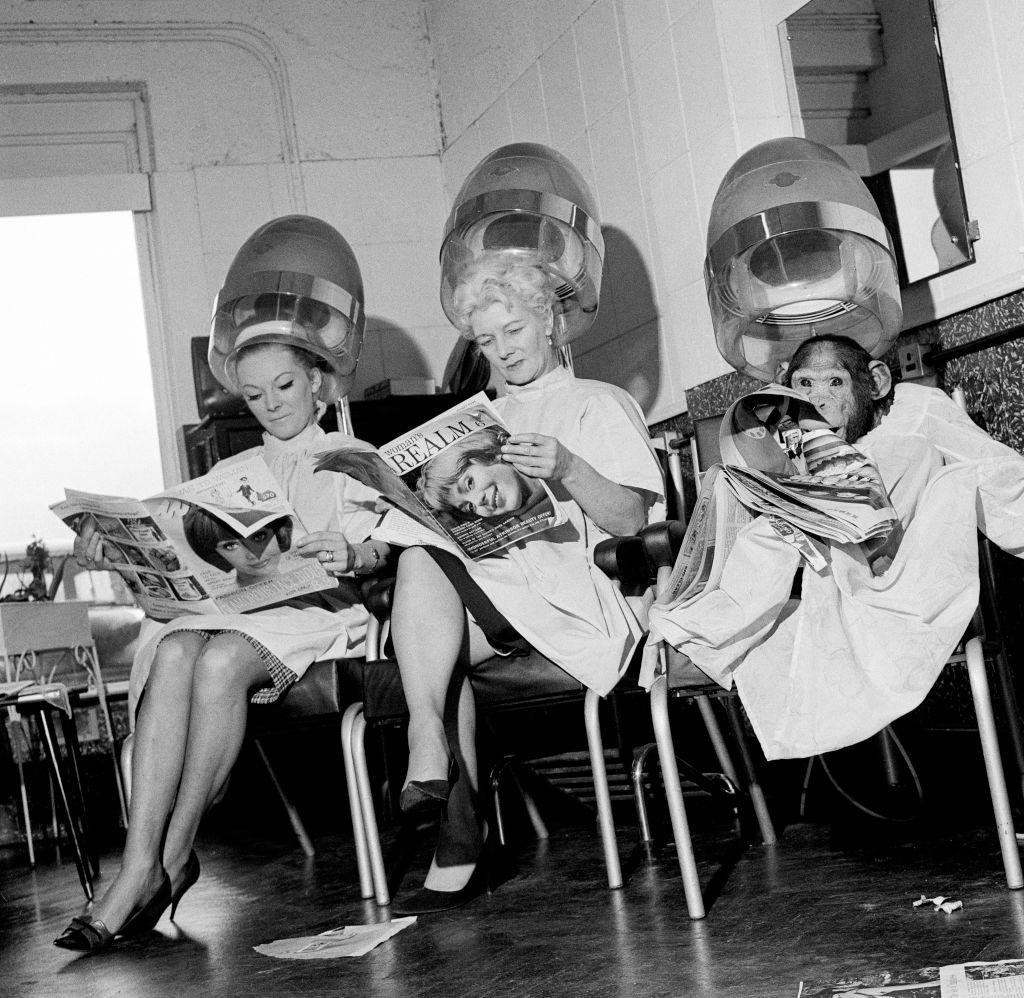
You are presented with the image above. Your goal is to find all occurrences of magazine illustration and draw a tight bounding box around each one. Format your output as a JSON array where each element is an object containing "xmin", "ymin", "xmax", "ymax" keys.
[
  {"xmin": 314, "ymin": 393, "xmax": 565, "ymax": 560},
  {"xmin": 50, "ymin": 455, "xmax": 335, "ymax": 620},
  {"xmin": 658, "ymin": 385, "xmax": 902, "ymax": 613}
]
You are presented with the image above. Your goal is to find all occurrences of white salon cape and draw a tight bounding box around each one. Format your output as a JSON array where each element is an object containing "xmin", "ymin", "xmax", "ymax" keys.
[
  {"xmin": 127, "ymin": 422, "xmax": 379, "ymax": 718},
  {"xmin": 645, "ymin": 383, "xmax": 1024, "ymax": 760},
  {"xmin": 453, "ymin": 366, "xmax": 665, "ymax": 696}
]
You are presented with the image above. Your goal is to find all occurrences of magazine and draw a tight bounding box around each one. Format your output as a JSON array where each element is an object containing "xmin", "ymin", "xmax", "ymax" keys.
[
  {"xmin": 798, "ymin": 957, "xmax": 1024, "ymax": 997},
  {"xmin": 718, "ymin": 384, "xmax": 900, "ymax": 547},
  {"xmin": 50, "ymin": 455, "xmax": 336, "ymax": 620},
  {"xmin": 313, "ymin": 393, "xmax": 565, "ymax": 560},
  {"xmin": 658, "ymin": 385, "xmax": 902, "ymax": 608}
]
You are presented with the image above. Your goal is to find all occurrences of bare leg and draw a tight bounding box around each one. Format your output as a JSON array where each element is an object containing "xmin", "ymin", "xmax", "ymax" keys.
[
  {"xmin": 161, "ymin": 633, "xmax": 269, "ymax": 887},
  {"xmin": 391, "ymin": 548, "xmax": 495, "ymax": 893},
  {"xmin": 391, "ymin": 548, "xmax": 469, "ymax": 788},
  {"xmin": 78, "ymin": 632, "xmax": 269, "ymax": 931},
  {"xmin": 82, "ymin": 631, "xmax": 207, "ymax": 932}
]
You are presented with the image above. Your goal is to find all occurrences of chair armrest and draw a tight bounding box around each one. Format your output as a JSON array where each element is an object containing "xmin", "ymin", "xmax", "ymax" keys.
[
  {"xmin": 594, "ymin": 520, "xmax": 685, "ymax": 588},
  {"xmin": 358, "ymin": 574, "xmax": 396, "ymax": 623}
]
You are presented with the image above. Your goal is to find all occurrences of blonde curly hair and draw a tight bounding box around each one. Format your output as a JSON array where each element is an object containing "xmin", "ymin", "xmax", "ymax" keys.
[{"xmin": 450, "ymin": 252, "xmax": 560, "ymax": 339}]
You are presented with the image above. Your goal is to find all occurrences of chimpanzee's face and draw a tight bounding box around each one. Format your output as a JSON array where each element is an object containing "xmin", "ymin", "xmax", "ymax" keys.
[{"xmin": 786, "ymin": 344, "xmax": 876, "ymax": 442}]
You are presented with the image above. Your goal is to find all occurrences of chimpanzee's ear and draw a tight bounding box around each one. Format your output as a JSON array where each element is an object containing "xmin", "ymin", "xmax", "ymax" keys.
[
  {"xmin": 868, "ymin": 359, "xmax": 892, "ymax": 400},
  {"xmin": 775, "ymin": 360, "xmax": 790, "ymax": 384}
]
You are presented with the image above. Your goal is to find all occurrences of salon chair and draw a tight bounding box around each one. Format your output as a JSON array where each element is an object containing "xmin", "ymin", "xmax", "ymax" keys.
[{"xmin": 341, "ymin": 528, "xmax": 774, "ymax": 919}]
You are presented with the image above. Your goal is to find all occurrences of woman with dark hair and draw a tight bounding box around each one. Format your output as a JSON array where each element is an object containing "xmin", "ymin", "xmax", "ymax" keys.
[
  {"xmin": 389, "ymin": 253, "xmax": 664, "ymax": 913},
  {"xmin": 56, "ymin": 340, "xmax": 389, "ymax": 952},
  {"xmin": 183, "ymin": 508, "xmax": 293, "ymax": 586}
]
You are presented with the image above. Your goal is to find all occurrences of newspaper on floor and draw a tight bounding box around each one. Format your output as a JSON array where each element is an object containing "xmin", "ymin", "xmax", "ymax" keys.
[
  {"xmin": 798, "ymin": 958, "xmax": 1024, "ymax": 997},
  {"xmin": 253, "ymin": 916, "xmax": 416, "ymax": 960}
]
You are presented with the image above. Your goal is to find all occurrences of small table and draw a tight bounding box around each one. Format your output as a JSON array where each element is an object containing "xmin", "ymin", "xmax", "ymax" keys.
[
  {"xmin": 0, "ymin": 680, "xmax": 97, "ymax": 899},
  {"xmin": 0, "ymin": 602, "xmax": 122, "ymax": 894}
]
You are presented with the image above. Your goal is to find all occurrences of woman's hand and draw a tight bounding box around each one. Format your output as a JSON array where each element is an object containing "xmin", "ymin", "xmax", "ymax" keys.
[
  {"xmin": 503, "ymin": 432, "xmax": 647, "ymax": 536},
  {"xmin": 74, "ymin": 521, "xmax": 115, "ymax": 571},
  {"xmin": 501, "ymin": 433, "xmax": 575, "ymax": 482},
  {"xmin": 295, "ymin": 531, "xmax": 355, "ymax": 576}
]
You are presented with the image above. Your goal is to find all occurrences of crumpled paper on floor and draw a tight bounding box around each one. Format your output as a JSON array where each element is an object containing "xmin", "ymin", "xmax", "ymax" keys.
[
  {"xmin": 913, "ymin": 894, "xmax": 963, "ymax": 914},
  {"xmin": 254, "ymin": 916, "xmax": 416, "ymax": 959}
]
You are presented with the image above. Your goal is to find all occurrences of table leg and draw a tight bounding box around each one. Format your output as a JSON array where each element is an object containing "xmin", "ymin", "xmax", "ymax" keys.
[
  {"xmin": 60, "ymin": 710, "xmax": 100, "ymax": 878},
  {"xmin": 35, "ymin": 709, "xmax": 94, "ymax": 902}
]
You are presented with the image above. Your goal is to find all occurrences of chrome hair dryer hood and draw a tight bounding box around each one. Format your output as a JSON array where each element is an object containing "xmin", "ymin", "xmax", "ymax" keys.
[
  {"xmin": 704, "ymin": 137, "xmax": 902, "ymax": 381},
  {"xmin": 440, "ymin": 142, "xmax": 604, "ymax": 346},
  {"xmin": 210, "ymin": 215, "xmax": 365, "ymax": 401}
]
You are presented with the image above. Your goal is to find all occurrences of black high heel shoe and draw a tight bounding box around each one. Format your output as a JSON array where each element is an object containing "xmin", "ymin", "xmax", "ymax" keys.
[
  {"xmin": 399, "ymin": 756, "xmax": 459, "ymax": 818},
  {"xmin": 170, "ymin": 851, "xmax": 200, "ymax": 920},
  {"xmin": 53, "ymin": 871, "xmax": 172, "ymax": 953},
  {"xmin": 393, "ymin": 825, "xmax": 498, "ymax": 916}
]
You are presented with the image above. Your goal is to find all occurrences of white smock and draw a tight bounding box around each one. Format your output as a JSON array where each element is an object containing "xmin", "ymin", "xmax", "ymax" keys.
[
  {"xmin": 127, "ymin": 421, "xmax": 380, "ymax": 717},
  {"xmin": 646, "ymin": 383, "xmax": 1024, "ymax": 760},
  {"xmin": 460, "ymin": 366, "xmax": 665, "ymax": 696}
]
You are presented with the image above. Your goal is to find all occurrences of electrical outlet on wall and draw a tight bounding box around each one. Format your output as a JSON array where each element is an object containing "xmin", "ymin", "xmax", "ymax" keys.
[{"xmin": 897, "ymin": 343, "xmax": 933, "ymax": 380}]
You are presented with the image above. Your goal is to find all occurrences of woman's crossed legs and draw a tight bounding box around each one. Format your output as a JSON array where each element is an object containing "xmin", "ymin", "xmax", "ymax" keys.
[{"xmin": 84, "ymin": 630, "xmax": 269, "ymax": 933}]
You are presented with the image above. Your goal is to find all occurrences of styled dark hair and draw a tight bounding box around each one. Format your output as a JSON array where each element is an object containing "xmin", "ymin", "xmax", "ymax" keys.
[
  {"xmin": 416, "ymin": 424, "xmax": 510, "ymax": 511},
  {"xmin": 783, "ymin": 334, "xmax": 895, "ymax": 410},
  {"xmin": 183, "ymin": 507, "xmax": 293, "ymax": 573}
]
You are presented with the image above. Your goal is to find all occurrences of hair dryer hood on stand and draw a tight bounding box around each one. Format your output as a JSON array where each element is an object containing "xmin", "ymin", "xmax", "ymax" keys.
[
  {"xmin": 704, "ymin": 137, "xmax": 902, "ymax": 381},
  {"xmin": 209, "ymin": 214, "xmax": 365, "ymax": 402},
  {"xmin": 440, "ymin": 142, "xmax": 604, "ymax": 347}
]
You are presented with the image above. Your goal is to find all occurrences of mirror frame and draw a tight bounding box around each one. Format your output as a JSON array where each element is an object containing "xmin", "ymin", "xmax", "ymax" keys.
[{"xmin": 774, "ymin": 0, "xmax": 976, "ymax": 291}]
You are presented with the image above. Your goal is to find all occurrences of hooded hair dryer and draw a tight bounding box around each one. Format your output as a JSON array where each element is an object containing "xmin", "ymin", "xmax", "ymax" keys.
[
  {"xmin": 209, "ymin": 215, "xmax": 365, "ymax": 403},
  {"xmin": 704, "ymin": 137, "xmax": 902, "ymax": 381},
  {"xmin": 440, "ymin": 142, "xmax": 604, "ymax": 348}
]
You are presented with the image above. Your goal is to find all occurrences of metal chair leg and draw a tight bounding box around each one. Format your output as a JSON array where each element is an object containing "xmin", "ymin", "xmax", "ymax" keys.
[
  {"xmin": 696, "ymin": 697, "xmax": 739, "ymax": 785},
  {"xmin": 351, "ymin": 711, "xmax": 390, "ymax": 906},
  {"xmin": 966, "ymin": 636, "xmax": 1023, "ymax": 889},
  {"xmin": 35, "ymin": 708, "xmax": 93, "ymax": 901},
  {"xmin": 651, "ymin": 674, "xmax": 705, "ymax": 918},
  {"xmin": 253, "ymin": 737, "xmax": 315, "ymax": 858},
  {"xmin": 584, "ymin": 688, "xmax": 622, "ymax": 889},
  {"xmin": 508, "ymin": 762, "xmax": 549, "ymax": 841},
  {"xmin": 722, "ymin": 698, "xmax": 777, "ymax": 846},
  {"xmin": 631, "ymin": 742, "xmax": 659, "ymax": 845},
  {"xmin": 341, "ymin": 702, "xmax": 374, "ymax": 899}
]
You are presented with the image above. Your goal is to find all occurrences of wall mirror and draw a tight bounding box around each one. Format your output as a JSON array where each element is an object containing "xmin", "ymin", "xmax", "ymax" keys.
[{"xmin": 782, "ymin": 0, "xmax": 975, "ymax": 287}]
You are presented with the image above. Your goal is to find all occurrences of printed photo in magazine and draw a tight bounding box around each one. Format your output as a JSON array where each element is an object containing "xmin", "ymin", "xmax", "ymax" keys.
[
  {"xmin": 314, "ymin": 392, "xmax": 564, "ymax": 560},
  {"xmin": 656, "ymin": 383, "xmax": 903, "ymax": 615},
  {"xmin": 51, "ymin": 454, "xmax": 335, "ymax": 620}
]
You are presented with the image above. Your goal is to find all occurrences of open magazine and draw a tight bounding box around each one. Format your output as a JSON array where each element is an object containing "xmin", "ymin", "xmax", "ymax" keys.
[
  {"xmin": 659, "ymin": 384, "xmax": 902, "ymax": 608},
  {"xmin": 314, "ymin": 393, "xmax": 564, "ymax": 560},
  {"xmin": 50, "ymin": 455, "xmax": 335, "ymax": 620}
]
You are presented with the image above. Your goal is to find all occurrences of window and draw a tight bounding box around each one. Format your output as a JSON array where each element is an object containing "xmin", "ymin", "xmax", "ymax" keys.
[{"xmin": 0, "ymin": 211, "xmax": 163, "ymax": 556}]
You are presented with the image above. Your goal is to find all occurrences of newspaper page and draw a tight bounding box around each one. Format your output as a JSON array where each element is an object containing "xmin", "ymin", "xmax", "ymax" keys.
[
  {"xmin": 719, "ymin": 384, "xmax": 900, "ymax": 548},
  {"xmin": 51, "ymin": 454, "xmax": 335, "ymax": 620},
  {"xmin": 314, "ymin": 393, "xmax": 564, "ymax": 560},
  {"xmin": 798, "ymin": 958, "xmax": 1024, "ymax": 998},
  {"xmin": 659, "ymin": 466, "xmax": 755, "ymax": 607}
]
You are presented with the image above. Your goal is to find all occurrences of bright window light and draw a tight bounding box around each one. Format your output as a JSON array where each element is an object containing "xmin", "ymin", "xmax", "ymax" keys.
[{"xmin": 0, "ymin": 211, "xmax": 163, "ymax": 554}]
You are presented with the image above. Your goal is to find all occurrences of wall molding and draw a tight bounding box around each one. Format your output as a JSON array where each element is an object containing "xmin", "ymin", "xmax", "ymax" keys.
[{"xmin": 0, "ymin": 20, "xmax": 306, "ymax": 210}]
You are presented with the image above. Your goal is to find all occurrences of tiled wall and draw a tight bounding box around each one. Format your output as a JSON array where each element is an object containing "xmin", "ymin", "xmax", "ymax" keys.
[
  {"xmin": 0, "ymin": 1, "xmax": 451, "ymax": 482},
  {"xmin": 428, "ymin": 0, "xmax": 1024, "ymax": 429},
  {"xmin": 2, "ymin": 0, "xmax": 1023, "ymax": 481}
]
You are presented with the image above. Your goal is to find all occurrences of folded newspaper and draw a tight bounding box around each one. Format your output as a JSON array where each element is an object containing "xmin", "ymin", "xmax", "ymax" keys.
[
  {"xmin": 659, "ymin": 385, "xmax": 902, "ymax": 608},
  {"xmin": 314, "ymin": 392, "xmax": 564, "ymax": 560},
  {"xmin": 50, "ymin": 455, "xmax": 335, "ymax": 620}
]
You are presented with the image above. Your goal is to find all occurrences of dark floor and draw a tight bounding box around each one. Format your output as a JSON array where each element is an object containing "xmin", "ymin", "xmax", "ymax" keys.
[{"xmin": 3, "ymin": 796, "xmax": 1024, "ymax": 998}]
